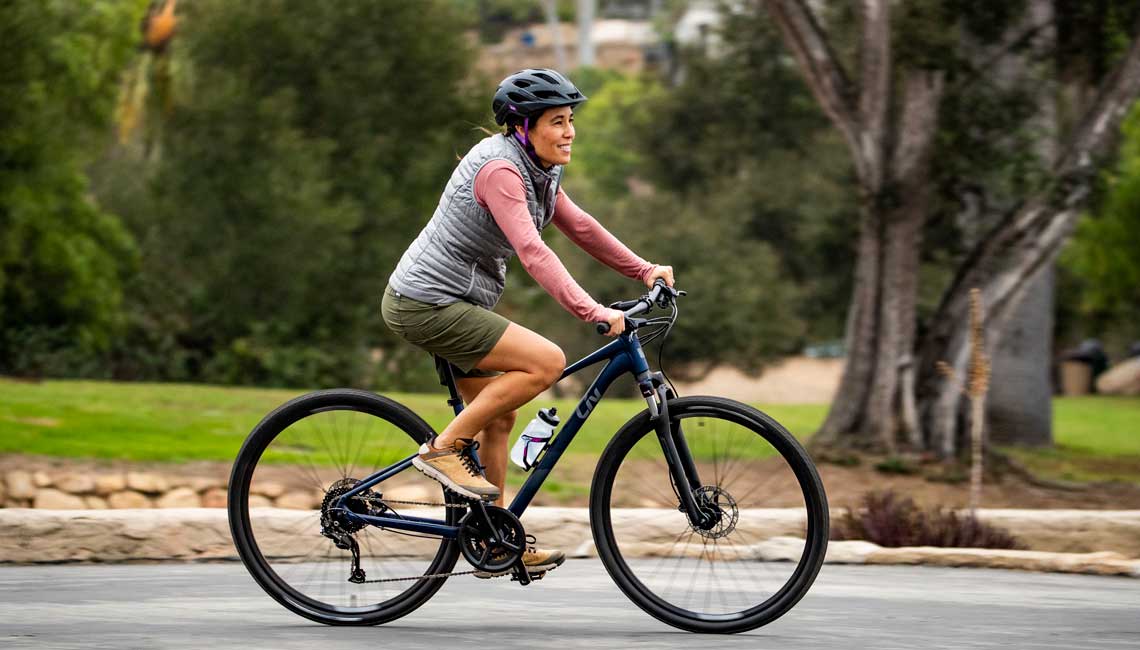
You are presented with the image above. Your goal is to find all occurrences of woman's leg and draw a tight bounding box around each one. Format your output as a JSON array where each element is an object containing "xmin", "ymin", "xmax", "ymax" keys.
[
  {"xmin": 434, "ymin": 322, "xmax": 565, "ymax": 450},
  {"xmin": 454, "ymin": 375, "xmax": 517, "ymax": 508}
]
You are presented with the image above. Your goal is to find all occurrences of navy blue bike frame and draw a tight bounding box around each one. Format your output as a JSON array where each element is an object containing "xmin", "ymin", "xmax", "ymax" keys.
[{"xmin": 333, "ymin": 330, "xmax": 666, "ymax": 539}]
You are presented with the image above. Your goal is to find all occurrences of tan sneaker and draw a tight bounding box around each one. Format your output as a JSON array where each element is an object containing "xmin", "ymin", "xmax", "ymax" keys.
[
  {"xmin": 412, "ymin": 438, "xmax": 500, "ymax": 501},
  {"xmin": 474, "ymin": 535, "xmax": 566, "ymax": 578}
]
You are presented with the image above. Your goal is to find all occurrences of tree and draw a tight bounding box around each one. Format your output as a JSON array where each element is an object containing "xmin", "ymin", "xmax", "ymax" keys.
[
  {"xmin": 516, "ymin": 11, "xmax": 859, "ymax": 380},
  {"xmin": 0, "ymin": 0, "xmax": 148, "ymax": 375},
  {"xmin": 1061, "ymin": 104, "xmax": 1140, "ymax": 346},
  {"xmin": 764, "ymin": 0, "xmax": 946, "ymax": 453},
  {"xmin": 763, "ymin": 0, "xmax": 1140, "ymax": 455},
  {"xmin": 92, "ymin": 0, "xmax": 486, "ymax": 388}
]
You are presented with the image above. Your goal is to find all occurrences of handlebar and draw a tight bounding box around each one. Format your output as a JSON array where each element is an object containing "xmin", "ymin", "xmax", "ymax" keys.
[{"xmin": 596, "ymin": 279, "xmax": 684, "ymax": 335}]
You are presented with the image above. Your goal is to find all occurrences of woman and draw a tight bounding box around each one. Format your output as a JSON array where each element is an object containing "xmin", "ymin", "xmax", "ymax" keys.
[{"xmin": 381, "ymin": 69, "xmax": 674, "ymax": 576}]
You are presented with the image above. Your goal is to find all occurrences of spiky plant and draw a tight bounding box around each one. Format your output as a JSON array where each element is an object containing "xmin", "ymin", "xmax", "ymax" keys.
[{"xmin": 936, "ymin": 288, "xmax": 991, "ymax": 513}]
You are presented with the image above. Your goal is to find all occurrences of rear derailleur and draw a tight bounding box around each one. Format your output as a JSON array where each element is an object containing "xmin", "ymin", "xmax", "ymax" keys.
[{"xmin": 319, "ymin": 477, "xmax": 384, "ymax": 584}]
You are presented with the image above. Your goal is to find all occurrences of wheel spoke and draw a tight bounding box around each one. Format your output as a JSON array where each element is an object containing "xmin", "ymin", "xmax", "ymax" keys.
[
  {"xmin": 597, "ymin": 398, "xmax": 827, "ymax": 631},
  {"xmin": 233, "ymin": 391, "xmax": 458, "ymax": 623}
]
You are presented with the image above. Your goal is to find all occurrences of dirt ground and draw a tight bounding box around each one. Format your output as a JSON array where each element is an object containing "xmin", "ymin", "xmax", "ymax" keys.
[{"xmin": 669, "ymin": 357, "xmax": 844, "ymax": 404}]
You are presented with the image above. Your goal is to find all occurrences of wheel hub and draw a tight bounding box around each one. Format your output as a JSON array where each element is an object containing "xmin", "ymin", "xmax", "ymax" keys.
[{"xmin": 691, "ymin": 485, "xmax": 739, "ymax": 539}]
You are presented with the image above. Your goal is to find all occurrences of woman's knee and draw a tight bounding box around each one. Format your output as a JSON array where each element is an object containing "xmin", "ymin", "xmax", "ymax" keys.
[
  {"xmin": 484, "ymin": 410, "xmax": 518, "ymax": 438},
  {"xmin": 538, "ymin": 347, "xmax": 566, "ymax": 387}
]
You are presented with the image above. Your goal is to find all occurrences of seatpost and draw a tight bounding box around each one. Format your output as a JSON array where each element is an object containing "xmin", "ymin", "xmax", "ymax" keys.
[{"xmin": 439, "ymin": 358, "xmax": 465, "ymax": 416}]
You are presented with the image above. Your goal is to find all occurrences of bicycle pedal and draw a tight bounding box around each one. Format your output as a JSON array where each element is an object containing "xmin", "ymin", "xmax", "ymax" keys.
[{"xmin": 511, "ymin": 570, "xmax": 542, "ymax": 584}]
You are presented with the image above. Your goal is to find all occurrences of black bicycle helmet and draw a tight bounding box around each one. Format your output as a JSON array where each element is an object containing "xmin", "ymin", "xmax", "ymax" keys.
[{"xmin": 492, "ymin": 68, "xmax": 588, "ymax": 126}]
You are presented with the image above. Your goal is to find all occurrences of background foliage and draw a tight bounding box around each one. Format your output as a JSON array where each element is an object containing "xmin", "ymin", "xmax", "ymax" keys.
[{"xmin": 2, "ymin": 0, "xmax": 1137, "ymax": 391}]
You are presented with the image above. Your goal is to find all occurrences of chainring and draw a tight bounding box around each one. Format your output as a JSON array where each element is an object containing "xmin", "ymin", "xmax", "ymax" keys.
[{"xmin": 457, "ymin": 505, "xmax": 526, "ymax": 573}]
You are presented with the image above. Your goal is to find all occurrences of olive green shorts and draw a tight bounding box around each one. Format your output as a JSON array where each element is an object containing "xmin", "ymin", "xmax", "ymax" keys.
[{"xmin": 381, "ymin": 285, "xmax": 508, "ymax": 378}]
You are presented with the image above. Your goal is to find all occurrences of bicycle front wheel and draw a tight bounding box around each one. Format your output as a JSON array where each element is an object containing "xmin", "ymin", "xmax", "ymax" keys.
[
  {"xmin": 590, "ymin": 396, "xmax": 828, "ymax": 634},
  {"xmin": 228, "ymin": 388, "xmax": 462, "ymax": 626}
]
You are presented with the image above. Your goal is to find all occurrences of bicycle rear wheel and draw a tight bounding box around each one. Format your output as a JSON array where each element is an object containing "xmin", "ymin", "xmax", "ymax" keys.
[
  {"xmin": 590, "ymin": 396, "xmax": 828, "ymax": 634},
  {"xmin": 228, "ymin": 388, "xmax": 462, "ymax": 625}
]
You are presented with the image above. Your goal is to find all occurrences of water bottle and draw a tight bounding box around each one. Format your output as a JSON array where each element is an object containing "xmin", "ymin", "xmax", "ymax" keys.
[{"xmin": 510, "ymin": 407, "xmax": 559, "ymax": 470}]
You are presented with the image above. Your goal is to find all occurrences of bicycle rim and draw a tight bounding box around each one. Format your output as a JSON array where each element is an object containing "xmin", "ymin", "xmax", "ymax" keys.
[
  {"xmin": 229, "ymin": 390, "xmax": 459, "ymax": 624},
  {"xmin": 592, "ymin": 397, "xmax": 828, "ymax": 632}
]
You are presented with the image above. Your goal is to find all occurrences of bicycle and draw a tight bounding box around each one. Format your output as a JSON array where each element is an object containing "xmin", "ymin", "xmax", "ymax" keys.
[{"xmin": 227, "ymin": 280, "xmax": 829, "ymax": 634}]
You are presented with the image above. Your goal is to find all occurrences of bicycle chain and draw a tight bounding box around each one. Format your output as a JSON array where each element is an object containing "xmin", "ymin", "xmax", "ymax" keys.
[{"xmin": 345, "ymin": 494, "xmax": 528, "ymax": 583}]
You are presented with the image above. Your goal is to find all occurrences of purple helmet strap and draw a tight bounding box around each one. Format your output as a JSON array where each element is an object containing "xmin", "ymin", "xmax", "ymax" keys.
[
  {"xmin": 511, "ymin": 117, "xmax": 545, "ymax": 167},
  {"xmin": 512, "ymin": 117, "xmax": 531, "ymax": 149}
]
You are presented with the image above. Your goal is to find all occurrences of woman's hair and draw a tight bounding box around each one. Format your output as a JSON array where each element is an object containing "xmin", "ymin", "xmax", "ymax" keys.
[{"xmin": 502, "ymin": 112, "xmax": 531, "ymax": 136}]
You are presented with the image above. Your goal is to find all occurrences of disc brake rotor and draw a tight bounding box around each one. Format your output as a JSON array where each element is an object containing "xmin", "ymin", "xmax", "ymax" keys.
[{"xmin": 692, "ymin": 485, "xmax": 739, "ymax": 539}]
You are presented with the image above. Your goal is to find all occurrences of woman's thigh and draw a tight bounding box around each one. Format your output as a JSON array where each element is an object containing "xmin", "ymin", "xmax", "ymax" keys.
[{"xmin": 473, "ymin": 322, "xmax": 565, "ymax": 376}]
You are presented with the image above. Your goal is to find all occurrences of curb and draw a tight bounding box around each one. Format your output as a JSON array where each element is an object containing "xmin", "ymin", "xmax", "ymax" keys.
[{"xmin": 1, "ymin": 507, "xmax": 1137, "ymax": 577}]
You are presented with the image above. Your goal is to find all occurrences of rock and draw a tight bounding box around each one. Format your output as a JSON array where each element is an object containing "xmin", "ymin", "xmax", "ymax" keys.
[
  {"xmin": 248, "ymin": 495, "xmax": 274, "ymax": 509},
  {"xmin": 55, "ymin": 473, "xmax": 96, "ymax": 495},
  {"xmin": 165, "ymin": 475, "xmax": 194, "ymax": 489},
  {"xmin": 1, "ymin": 506, "xmax": 1139, "ymax": 568},
  {"xmin": 84, "ymin": 496, "xmax": 109, "ymax": 510},
  {"xmin": 5, "ymin": 471, "xmax": 36, "ymax": 500},
  {"xmin": 33, "ymin": 488, "xmax": 86, "ymax": 509},
  {"xmin": 94, "ymin": 474, "xmax": 127, "ymax": 496},
  {"xmin": 1096, "ymin": 358, "xmax": 1140, "ymax": 396},
  {"xmin": 108, "ymin": 491, "xmax": 151, "ymax": 509},
  {"xmin": 201, "ymin": 488, "xmax": 227, "ymax": 508},
  {"xmin": 126, "ymin": 472, "xmax": 168, "ymax": 494},
  {"xmin": 155, "ymin": 487, "xmax": 201, "ymax": 508},
  {"xmin": 823, "ymin": 540, "xmax": 881, "ymax": 563},
  {"xmin": 189, "ymin": 476, "xmax": 226, "ymax": 492},
  {"xmin": 33, "ymin": 471, "xmax": 52, "ymax": 487},
  {"xmin": 977, "ymin": 509, "xmax": 1140, "ymax": 556},
  {"xmin": 275, "ymin": 491, "xmax": 317, "ymax": 510},
  {"xmin": 252, "ymin": 481, "xmax": 287, "ymax": 499}
]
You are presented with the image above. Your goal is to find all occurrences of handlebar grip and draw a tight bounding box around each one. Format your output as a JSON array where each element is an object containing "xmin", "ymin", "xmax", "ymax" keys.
[{"xmin": 596, "ymin": 322, "xmax": 610, "ymax": 335}]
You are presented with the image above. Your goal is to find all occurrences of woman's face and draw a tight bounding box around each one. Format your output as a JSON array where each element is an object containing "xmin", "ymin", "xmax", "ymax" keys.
[{"xmin": 518, "ymin": 106, "xmax": 575, "ymax": 167}]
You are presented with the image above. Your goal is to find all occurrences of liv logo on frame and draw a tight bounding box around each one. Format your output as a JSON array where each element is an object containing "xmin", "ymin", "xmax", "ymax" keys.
[{"xmin": 576, "ymin": 387, "xmax": 602, "ymax": 419}]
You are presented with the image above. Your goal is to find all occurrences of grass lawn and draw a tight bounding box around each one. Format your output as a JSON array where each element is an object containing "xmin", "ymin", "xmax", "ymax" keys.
[
  {"xmin": 1002, "ymin": 396, "xmax": 1140, "ymax": 484},
  {"xmin": 1, "ymin": 380, "xmax": 1136, "ymax": 485},
  {"xmin": 0, "ymin": 379, "xmax": 827, "ymax": 463}
]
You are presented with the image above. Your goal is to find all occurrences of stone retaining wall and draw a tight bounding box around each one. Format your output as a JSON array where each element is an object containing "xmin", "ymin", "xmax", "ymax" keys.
[
  {"xmin": 1, "ymin": 507, "xmax": 1138, "ymax": 577},
  {"xmin": 2, "ymin": 469, "xmax": 322, "ymax": 511}
]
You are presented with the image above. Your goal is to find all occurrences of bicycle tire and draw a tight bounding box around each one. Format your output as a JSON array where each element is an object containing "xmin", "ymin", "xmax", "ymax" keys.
[
  {"xmin": 590, "ymin": 396, "xmax": 828, "ymax": 634},
  {"xmin": 228, "ymin": 388, "xmax": 461, "ymax": 625}
]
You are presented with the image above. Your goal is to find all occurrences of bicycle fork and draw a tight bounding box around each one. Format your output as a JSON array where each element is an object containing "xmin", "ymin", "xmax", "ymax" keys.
[{"xmin": 639, "ymin": 375, "xmax": 713, "ymax": 530}]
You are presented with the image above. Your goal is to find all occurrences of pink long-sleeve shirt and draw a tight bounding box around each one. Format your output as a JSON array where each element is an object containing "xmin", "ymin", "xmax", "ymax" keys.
[{"xmin": 473, "ymin": 160, "xmax": 655, "ymax": 323}]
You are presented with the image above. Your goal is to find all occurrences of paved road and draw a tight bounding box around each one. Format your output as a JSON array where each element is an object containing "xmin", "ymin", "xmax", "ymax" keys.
[{"xmin": 2, "ymin": 561, "xmax": 1138, "ymax": 649}]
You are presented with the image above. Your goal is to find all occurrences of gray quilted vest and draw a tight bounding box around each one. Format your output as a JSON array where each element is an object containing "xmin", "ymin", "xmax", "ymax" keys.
[{"xmin": 388, "ymin": 133, "xmax": 563, "ymax": 309}]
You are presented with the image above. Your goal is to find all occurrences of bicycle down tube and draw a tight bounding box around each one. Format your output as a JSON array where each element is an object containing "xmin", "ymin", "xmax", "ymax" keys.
[{"xmin": 335, "ymin": 328, "xmax": 709, "ymax": 536}]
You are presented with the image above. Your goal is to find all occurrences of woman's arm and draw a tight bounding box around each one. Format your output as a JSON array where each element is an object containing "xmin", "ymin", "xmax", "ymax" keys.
[
  {"xmin": 551, "ymin": 187, "xmax": 656, "ymax": 284},
  {"xmin": 474, "ymin": 162, "xmax": 620, "ymax": 324}
]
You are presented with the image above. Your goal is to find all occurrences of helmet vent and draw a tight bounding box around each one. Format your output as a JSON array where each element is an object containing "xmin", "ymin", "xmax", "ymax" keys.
[
  {"xmin": 534, "ymin": 90, "xmax": 563, "ymax": 100},
  {"xmin": 534, "ymin": 72, "xmax": 558, "ymax": 84},
  {"xmin": 506, "ymin": 91, "xmax": 529, "ymax": 103},
  {"xmin": 513, "ymin": 79, "xmax": 532, "ymax": 88}
]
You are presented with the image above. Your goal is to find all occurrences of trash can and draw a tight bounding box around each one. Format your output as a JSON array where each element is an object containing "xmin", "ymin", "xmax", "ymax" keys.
[{"xmin": 1060, "ymin": 360, "xmax": 1093, "ymax": 395}]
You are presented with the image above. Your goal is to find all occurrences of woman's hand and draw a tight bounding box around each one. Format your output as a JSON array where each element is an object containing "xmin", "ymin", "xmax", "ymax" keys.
[
  {"xmin": 602, "ymin": 308, "xmax": 625, "ymax": 337},
  {"xmin": 645, "ymin": 265, "xmax": 675, "ymax": 288}
]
